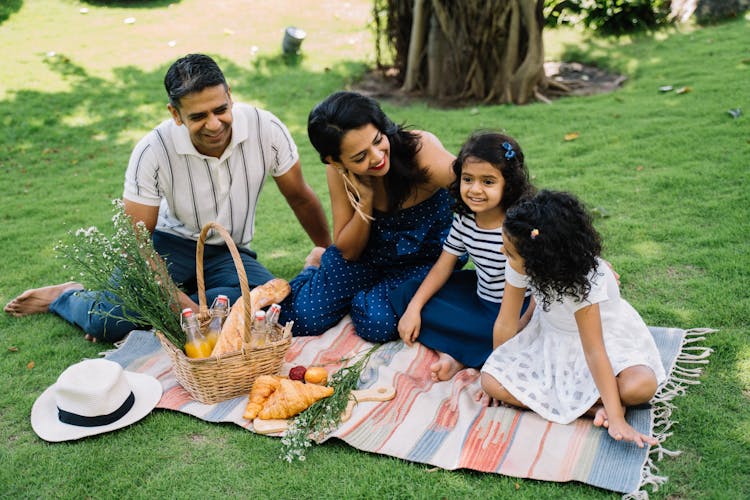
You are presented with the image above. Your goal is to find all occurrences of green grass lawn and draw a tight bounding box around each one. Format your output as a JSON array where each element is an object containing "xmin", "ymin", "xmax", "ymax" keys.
[{"xmin": 1, "ymin": 1, "xmax": 748, "ymax": 498}]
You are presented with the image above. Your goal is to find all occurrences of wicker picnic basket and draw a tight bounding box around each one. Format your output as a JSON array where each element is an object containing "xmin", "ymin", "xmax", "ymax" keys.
[{"xmin": 155, "ymin": 222, "xmax": 292, "ymax": 405}]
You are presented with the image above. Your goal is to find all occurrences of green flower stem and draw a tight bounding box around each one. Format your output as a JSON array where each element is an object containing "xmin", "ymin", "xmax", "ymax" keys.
[
  {"xmin": 280, "ymin": 343, "xmax": 381, "ymax": 462},
  {"xmin": 56, "ymin": 200, "xmax": 184, "ymax": 345}
]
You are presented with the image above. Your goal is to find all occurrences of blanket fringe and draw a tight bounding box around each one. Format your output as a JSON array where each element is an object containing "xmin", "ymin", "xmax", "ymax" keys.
[
  {"xmin": 97, "ymin": 332, "xmax": 133, "ymax": 357},
  {"xmin": 627, "ymin": 328, "xmax": 716, "ymax": 499}
]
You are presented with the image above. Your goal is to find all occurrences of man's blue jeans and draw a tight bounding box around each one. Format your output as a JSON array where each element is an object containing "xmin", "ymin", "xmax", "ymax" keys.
[{"xmin": 49, "ymin": 231, "xmax": 274, "ymax": 342}]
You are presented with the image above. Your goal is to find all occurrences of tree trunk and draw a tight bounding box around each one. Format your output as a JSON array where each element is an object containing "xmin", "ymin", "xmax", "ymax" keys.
[
  {"xmin": 426, "ymin": 12, "xmax": 454, "ymax": 98},
  {"xmin": 401, "ymin": 0, "xmax": 428, "ymax": 92},
  {"xmin": 378, "ymin": 0, "xmax": 551, "ymax": 105}
]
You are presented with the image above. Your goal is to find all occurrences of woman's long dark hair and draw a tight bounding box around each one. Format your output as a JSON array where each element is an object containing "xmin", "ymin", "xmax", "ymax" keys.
[
  {"xmin": 449, "ymin": 131, "xmax": 535, "ymax": 217},
  {"xmin": 307, "ymin": 91, "xmax": 428, "ymax": 213},
  {"xmin": 503, "ymin": 190, "xmax": 602, "ymax": 310}
]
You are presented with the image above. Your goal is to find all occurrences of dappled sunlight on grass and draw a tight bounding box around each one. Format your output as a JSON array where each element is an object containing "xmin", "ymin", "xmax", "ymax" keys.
[
  {"xmin": 61, "ymin": 109, "xmax": 98, "ymax": 128},
  {"xmin": 631, "ymin": 240, "xmax": 663, "ymax": 259},
  {"xmin": 267, "ymin": 249, "xmax": 292, "ymax": 260},
  {"xmin": 737, "ymin": 346, "xmax": 750, "ymax": 388}
]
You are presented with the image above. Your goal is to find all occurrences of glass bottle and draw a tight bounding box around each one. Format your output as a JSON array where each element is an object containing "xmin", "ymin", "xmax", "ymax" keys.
[
  {"xmin": 266, "ymin": 303, "xmax": 281, "ymax": 341},
  {"xmin": 251, "ymin": 310, "xmax": 267, "ymax": 348},
  {"xmin": 205, "ymin": 294, "xmax": 229, "ymax": 351},
  {"xmin": 181, "ymin": 308, "xmax": 212, "ymax": 358}
]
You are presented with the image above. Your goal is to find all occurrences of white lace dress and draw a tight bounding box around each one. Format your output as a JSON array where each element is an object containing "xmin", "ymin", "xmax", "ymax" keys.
[{"xmin": 481, "ymin": 258, "xmax": 666, "ymax": 424}]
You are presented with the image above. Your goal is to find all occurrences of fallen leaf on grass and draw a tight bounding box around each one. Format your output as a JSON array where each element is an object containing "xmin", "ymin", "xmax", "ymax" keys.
[
  {"xmin": 591, "ymin": 206, "xmax": 610, "ymax": 219},
  {"xmin": 8, "ymin": 346, "xmax": 19, "ymax": 352},
  {"xmin": 636, "ymin": 165, "xmax": 644, "ymax": 171},
  {"xmin": 658, "ymin": 85, "xmax": 673, "ymax": 92},
  {"xmin": 27, "ymin": 361, "xmax": 35, "ymax": 370},
  {"xmin": 675, "ymin": 86, "xmax": 691, "ymax": 94},
  {"xmin": 564, "ymin": 132, "xmax": 580, "ymax": 141},
  {"xmin": 728, "ymin": 108, "xmax": 742, "ymax": 119}
]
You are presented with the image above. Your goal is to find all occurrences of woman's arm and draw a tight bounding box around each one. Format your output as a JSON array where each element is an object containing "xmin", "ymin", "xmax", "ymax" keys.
[
  {"xmin": 326, "ymin": 165, "xmax": 374, "ymax": 260},
  {"xmin": 492, "ymin": 283, "xmax": 526, "ymax": 348},
  {"xmin": 398, "ymin": 251, "xmax": 458, "ymax": 346},
  {"xmin": 576, "ymin": 304, "xmax": 652, "ymax": 447}
]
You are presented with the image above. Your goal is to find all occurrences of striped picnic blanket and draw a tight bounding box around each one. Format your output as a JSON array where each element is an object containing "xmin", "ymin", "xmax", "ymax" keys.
[{"xmin": 104, "ymin": 317, "xmax": 712, "ymax": 496}]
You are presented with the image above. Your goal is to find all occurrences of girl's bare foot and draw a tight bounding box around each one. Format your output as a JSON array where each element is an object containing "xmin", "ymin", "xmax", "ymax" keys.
[
  {"xmin": 4, "ymin": 282, "xmax": 83, "ymax": 316},
  {"xmin": 475, "ymin": 389, "xmax": 501, "ymax": 407},
  {"xmin": 304, "ymin": 247, "xmax": 325, "ymax": 268},
  {"xmin": 430, "ymin": 352, "xmax": 464, "ymax": 381},
  {"xmin": 592, "ymin": 406, "xmax": 609, "ymax": 428}
]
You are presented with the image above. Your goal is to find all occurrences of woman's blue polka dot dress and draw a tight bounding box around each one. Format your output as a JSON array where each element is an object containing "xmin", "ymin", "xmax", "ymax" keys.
[{"xmin": 280, "ymin": 188, "xmax": 465, "ymax": 342}]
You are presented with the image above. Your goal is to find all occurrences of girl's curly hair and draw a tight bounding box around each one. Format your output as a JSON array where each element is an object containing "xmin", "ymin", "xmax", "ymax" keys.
[
  {"xmin": 503, "ymin": 190, "xmax": 602, "ymax": 310},
  {"xmin": 449, "ymin": 131, "xmax": 535, "ymax": 217}
]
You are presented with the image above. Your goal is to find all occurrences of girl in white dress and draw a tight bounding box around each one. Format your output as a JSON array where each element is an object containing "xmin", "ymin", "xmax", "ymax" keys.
[{"xmin": 481, "ymin": 190, "xmax": 666, "ymax": 448}]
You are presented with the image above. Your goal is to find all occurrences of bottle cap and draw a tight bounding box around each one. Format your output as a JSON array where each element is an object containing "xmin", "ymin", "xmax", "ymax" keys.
[
  {"xmin": 254, "ymin": 310, "xmax": 266, "ymax": 320},
  {"xmin": 181, "ymin": 308, "xmax": 193, "ymax": 318}
]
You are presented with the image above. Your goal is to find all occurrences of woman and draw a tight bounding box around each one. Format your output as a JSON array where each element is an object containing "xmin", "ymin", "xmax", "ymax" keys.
[{"xmin": 279, "ymin": 91, "xmax": 465, "ymax": 342}]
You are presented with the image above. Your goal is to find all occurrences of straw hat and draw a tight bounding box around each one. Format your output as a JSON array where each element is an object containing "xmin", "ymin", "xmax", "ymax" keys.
[{"xmin": 31, "ymin": 358, "xmax": 162, "ymax": 442}]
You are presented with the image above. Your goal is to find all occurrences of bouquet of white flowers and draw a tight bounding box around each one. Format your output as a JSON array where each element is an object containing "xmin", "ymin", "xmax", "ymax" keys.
[{"xmin": 55, "ymin": 200, "xmax": 184, "ymax": 345}]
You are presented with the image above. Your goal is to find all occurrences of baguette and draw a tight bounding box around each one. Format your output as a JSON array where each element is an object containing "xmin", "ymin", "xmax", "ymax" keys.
[{"xmin": 210, "ymin": 278, "xmax": 291, "ymax": 357}]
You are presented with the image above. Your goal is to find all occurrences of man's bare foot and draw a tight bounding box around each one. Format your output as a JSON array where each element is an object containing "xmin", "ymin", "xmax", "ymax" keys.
[
  {"xmin": 4, "ymin": 282, "xmax": 83, "ymax": 317},
  {"xmin": 304, "ymin": 247, "xmax": 325, "ymax": 268},
  {"xmin": 592, "ymin": 406, "xmax": 609, "ymax": 428},
  {"xmin": 84, "ymin": 334, "xmax": 98, "ymax": 343},
  {"xmin": 430, "ymin": 352, "xmax": 464, "ymax": 381}
]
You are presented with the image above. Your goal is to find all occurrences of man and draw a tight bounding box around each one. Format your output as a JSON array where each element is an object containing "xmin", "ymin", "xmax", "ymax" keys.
[{"xmin": 4, "ymin": 53, "xmax": 331, "ymax": 342}]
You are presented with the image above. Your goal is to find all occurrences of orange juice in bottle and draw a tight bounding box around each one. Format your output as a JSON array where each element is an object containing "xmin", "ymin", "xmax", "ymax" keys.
[
  {"xmin": 205, "ymin": 295, "xmax": 229, "ymax": 351},
  {"xmin": 181, "ymin": 308, "xmax": 212, "ymax": 358},
  {"xmin": 250, "ymin": 310, "xmax": 268, "ymax": 348}
]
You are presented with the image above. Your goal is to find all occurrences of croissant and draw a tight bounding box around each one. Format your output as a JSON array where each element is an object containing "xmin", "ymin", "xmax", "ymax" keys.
[
  {"xmin": 211, "ymin": 278, "xmax": 291, "ymax": 357},
  {"xmin": 258, "ymin": 378, "xmax": 334, "ymax": 420},
  {"xmin": 243, "ymin": 375, "xmax": 283, "ymax": 420}
]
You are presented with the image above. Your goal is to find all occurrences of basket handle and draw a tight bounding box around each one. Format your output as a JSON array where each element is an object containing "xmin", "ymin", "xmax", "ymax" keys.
[{"xmin": 195, "ymin": 222, "xmax": 252, "ymax": 343}]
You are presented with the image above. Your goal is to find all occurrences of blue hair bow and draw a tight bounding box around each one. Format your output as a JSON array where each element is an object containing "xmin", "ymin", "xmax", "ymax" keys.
[{"xmin": 502, "ymin": 141, "xmax": 516, "ymax": 160}]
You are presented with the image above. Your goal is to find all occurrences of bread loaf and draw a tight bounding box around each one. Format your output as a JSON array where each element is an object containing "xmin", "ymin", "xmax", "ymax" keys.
[{"xmin": 210, "ymin": 278, "xmax": 291, "ymax": 357}]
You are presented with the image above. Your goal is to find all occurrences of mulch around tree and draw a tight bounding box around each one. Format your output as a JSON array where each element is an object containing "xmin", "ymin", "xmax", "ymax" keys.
[{"xmin": 350, "ymin": 61, "xmax": 626, "ymax": 107}]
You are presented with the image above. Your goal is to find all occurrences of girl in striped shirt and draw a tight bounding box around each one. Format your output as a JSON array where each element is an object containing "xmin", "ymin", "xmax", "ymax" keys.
[{"xmin": 392, "ymin": 131, "xmax": 535, "ymax": 381}]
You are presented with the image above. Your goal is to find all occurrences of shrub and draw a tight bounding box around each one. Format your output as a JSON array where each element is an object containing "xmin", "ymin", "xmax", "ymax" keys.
[{"xmin": 545, "ymin": 0, "xmax": 672, "ymax": 36}]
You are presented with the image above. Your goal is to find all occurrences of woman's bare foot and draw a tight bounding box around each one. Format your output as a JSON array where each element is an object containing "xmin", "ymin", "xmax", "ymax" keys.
[
  {"xmin": 4, "ymin": 282, "xmax": 83, "ymax": 317},
  {"xmin": 430, "ymin": 352, "xmax": 464, "ymax": 381},
  {"xmin": 592, "ymin": 406, "xmax": 609, "ymax": 428},
  {"xmin": 304, "ymin": 247, "xmax": 325, "ymax": 268}
]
